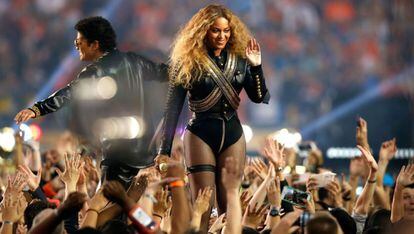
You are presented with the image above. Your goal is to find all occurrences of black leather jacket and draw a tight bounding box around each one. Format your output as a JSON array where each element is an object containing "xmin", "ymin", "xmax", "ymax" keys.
[
  {"xmin": 158, "ymin": 50, "xmax": 270, "ymax": 155},
  {"xmin": 31, "ymin": 49, "xmax": 168, "ymax": 167}
]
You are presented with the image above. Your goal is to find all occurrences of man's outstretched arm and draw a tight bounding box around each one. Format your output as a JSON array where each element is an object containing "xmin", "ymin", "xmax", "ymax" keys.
[{"xmin": 14, "ymin": 67, "xmax": 97, "ymax": 124}]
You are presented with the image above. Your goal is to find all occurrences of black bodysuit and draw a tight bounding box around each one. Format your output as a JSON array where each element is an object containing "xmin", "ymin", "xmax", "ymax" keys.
[{"xmin": 158, "ymin": 50, "xmax": 270, "ymax": 156}]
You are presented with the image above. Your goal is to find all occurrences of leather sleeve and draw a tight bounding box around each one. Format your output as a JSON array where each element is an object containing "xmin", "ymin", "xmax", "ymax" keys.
[
  {"xmin": 158, "ymin": 81, "xmax": 187, "ymax": 155},
  {"xmin": 128, "ymin": 52, "xmax": 168, "ymax": 83},
  {"xmin": 243, "ymin": 64, "xmax": 270, "ymax": 104},
  {"xmin": 32, "ymin": 66, "xmax": 97, "ymax": 116}
]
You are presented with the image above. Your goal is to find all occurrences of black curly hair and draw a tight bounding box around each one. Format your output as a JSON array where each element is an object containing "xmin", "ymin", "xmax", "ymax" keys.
[{"xmin": 75, "ymin": 16, "xmax": 117, "ymax": 52}]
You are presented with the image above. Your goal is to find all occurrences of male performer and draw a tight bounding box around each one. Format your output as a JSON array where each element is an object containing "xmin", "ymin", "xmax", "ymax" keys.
[{"xmin": 14, "ymin": 16, "xmax": 168, "ymax": 186}]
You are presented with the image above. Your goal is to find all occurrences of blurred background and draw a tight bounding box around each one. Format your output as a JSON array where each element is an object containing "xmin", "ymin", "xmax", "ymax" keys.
[{"xmin": 0, "ymin": 0, "xmax": 413, "ymax": 172}]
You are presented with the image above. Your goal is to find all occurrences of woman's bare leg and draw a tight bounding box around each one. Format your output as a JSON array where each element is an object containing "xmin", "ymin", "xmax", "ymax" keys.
[
  {"xmin": 184, "ymin": 130, "xmax": 216, "ymax": 233},
  {"xmin": 216, "ymin": 134, "xmax": 246, "ymax": 214}
]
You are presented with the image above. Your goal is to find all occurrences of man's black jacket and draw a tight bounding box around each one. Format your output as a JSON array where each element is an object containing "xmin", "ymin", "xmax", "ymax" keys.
[{"xmin": 31, "ymin": 49, "xmax": 168, "ymax": 167}]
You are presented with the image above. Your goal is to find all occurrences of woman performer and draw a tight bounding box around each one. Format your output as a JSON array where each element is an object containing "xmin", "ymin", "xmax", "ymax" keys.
[{"xmin": 156, "ymin": 4, "xmax": 270, "ymax": 230}]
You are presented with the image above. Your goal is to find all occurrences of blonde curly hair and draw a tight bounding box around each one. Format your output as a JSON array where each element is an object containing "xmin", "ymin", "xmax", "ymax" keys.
[{"xmin": 169, "ymin": 4, "xmax": 251, "ymax": 88}]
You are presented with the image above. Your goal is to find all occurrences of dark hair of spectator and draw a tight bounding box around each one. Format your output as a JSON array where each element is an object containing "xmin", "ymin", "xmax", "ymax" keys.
[
  {"xmin": 364, "ymin": 209, "xmax": 391, "ymax": 232},
  {"xmin": 74, "ymin": 16, "xmax": 117, "ymax": 52},
  {"xmin": 74, "ymin": 227, "xmax": 103, "ymax": 234},
  {"xmin": 24, "ymin": 200, "xmax": 52, "ymax": 229},
  {"xmin": 98, "ymin": 220, "xmax": 134, "ymax": 234},
  {"xmin": 329, "ymin": 208, "xmax": 357, "ymax": 234},
  {"xmin": 306, "ymin": 213, "xmax": 340, "ymax": 234}
]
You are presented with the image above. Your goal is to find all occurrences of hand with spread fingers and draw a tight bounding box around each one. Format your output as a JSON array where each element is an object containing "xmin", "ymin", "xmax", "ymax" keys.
[
  {"xmin": 242, "ymin": 203, "xmax": 269, "ymax": 229},
  {"xmin": 18, "ymin": 165, "xmax": 42, "ymax": 191},
  {"xmin": 240, "ymin": 191, "xmax": 253, "ymax": 214},
  {"xmin": 5, "ymin": 171, "xmax": 28, "ymax": 198},
  {"xmin": 396, "ymin": 164, "xmax": 414, "ymax": 188},
  {"xmin": 153, "ymin": 187, "xmax": 172, "ymax": 218},
  {"xmin": 1, "ymin": 192, "xmax": 27, "ymax": 223},
  {"xmin": 263, "ymin": 137, "xmax": 285, "ymax": 171},
  {"xmin": 251, "ymin": 158, "xmax": 269, "ymax": 180},
  {"xmin": 56, "ymin": 153, "xmax": 85, "ymax": 194},
  {"xmin": 191, "ymin": 187, "xmax": 213, "ymax": 231},
  {"xmin": 194, "ymin": 187, "xmax": 213, "ymax": 216},
  {"xmin": 208, "ymin": 213, "xmax": 226, "ymax": 234},
  {"xmin": 246, "ymin": 38, "xmax": 261, "ymax": 66}
]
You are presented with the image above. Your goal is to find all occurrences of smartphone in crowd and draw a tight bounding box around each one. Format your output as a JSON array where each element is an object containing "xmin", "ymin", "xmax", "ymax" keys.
[
  {"xmin": 310, "ymin": 172, "xmax": 336, "ymax": 188},
  {"xmin": 281, "ymin": 186, "xmax": 311, "ymax": 208},
  {"xmin": 129, "ymin": 206, "xmax": 159, "ymax": 234}
]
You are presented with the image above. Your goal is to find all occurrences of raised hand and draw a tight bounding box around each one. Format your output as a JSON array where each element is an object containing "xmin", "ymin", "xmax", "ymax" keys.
[
  {"xmin": 5, "ymin": 171, "xmax": 28, "ymax": 197},
  {"xmin": 396, "ymin": 164, "xmax": 414, "ymax": 188},
  {"xmin": 153, "ymin": 187, "xmax": 172, "ymax": 218},
  {"xmin": 356, "ymin": 117, "xmax": 369, "ymax": 149},
  {"xmin": 56, "ymin": 153, "xmax": 84, "ymax": 192},
  {"xmin": 1, "ymin": 192, "xmax": 27, "ymax": 223},
  {"xmin": 326, "ymin": 180, "xmax": 343, "ymax": 208},
  {"xmin": 251, "ymin": 158, "xmax": 269, "ymax": 180},
  {"xmin": 19, "ymin": 165, "xmax": 42, "ymax": 191},
  {"xmin": 379, "ymin": 138, "xmax": 397, "ymax": 162},
  {"xmin": 14, "ymin": 109, "xmax": 36, "ymax": 124},
  {"xmin": 240, "ymin": 191, "xmax": 253, "ymax": 213},
  {"xmin": 242, "ymin": 203, "xmax": 268, "ymax": 229},
  {"xmin": 357, "ymin": 145, "xmax": 378, "ymax": 173},
  {"xmin": 208, "ymin": 213, "xmax": 226, "ymax": 234},
  {"xmin": 193, "ymin": 187, "xmax": 213, "ymax": 216},
  {"xmin": 103, "ymin": 181, "xmax": 130, "ymax": 208},
  {"xmin": 245, "ymin": 38, "xmax": 261, "ymax": 66},
  {"xmin": 16, "ymin": 223, "xmax": 28, "ymax": 234},
  {"xmin": 263, "ymin": 137, "xmax": 285, "ymax": 170}
]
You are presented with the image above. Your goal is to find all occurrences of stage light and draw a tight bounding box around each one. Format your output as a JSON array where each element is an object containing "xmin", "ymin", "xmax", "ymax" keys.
[
  {"xmin": 0, "ymin": 127, "xmax": 15, "ymax": 152},
  {"xmin": 93, "ymin": 116, "xmax": 145, "ymax": 140},
  {"xmin": 242, "ymin": 124, "xmax": 253, "ymax": 143},
  {"xmin": 97, "ymin": 76, "xmax": 117, "ymax": 100},
  {"xmin": 271, "ymin": 128, "xmax": 302, "ymax": 148},
  {"xmin": 19, "ymin": 124, "xmax": 33, "ymax": 141},
  {"xmin": 29, "ymin": 124, "xmax": 42, "ymax": 141}
]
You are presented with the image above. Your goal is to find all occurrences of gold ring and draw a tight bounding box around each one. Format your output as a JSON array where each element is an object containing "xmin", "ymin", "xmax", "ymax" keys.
[{"xmin": 159, "ymin": 163, "xmax": 168, "ymax": 172}]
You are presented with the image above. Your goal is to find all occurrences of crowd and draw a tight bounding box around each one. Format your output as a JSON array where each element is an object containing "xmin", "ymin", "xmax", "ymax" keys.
[{"xmin": 0, "ymin": 116, "xmax": 411, "ymax": 234}]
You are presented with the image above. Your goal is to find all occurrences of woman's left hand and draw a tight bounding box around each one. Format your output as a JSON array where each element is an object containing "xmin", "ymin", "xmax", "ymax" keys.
[{"xmin": 245, "ymin": 38, "xmax": 261, "ymax": 66}]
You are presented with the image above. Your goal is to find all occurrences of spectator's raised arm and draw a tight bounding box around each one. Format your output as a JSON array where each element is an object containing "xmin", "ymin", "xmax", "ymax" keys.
[{"xmin": 391, "ymin": 164, "xmax": 414, "ymax": 223}]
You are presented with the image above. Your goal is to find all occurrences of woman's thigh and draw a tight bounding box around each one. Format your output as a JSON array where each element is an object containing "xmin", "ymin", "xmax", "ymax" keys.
[{"xmin": 215, "ymin": 133, "xmax": 246, "ymax": 213}]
